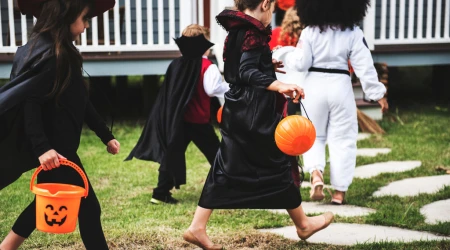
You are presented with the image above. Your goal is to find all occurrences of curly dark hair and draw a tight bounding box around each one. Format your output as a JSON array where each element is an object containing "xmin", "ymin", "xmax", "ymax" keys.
[
  {"xmin": 296, "ymin": 0, "xmax": 370, "ymax": 31},
  {"xmin": 235, "ymin": 0, "xmax": 275, "ymax": 11}
]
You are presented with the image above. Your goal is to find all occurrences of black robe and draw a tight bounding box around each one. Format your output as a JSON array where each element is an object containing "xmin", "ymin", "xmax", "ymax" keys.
[
  {"xmin": 0, "ymin": 35, "xmax": 114, "ymax": 190},
  {"xmin": 197, "ymin": 10, "xmax": 302, "ymax": 209},
  {"xmin": 125, "ymin": 35, "xmax": 214, "ymax": 187}
]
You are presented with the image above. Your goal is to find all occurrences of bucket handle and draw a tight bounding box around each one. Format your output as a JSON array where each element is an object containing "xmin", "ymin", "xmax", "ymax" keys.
[{"xmin": 30, "ymin": 159, "xmax": 89, "ymax": 198}]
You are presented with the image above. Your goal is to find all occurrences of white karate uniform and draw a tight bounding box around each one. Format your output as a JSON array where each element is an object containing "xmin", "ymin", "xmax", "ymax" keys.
[{"xmin": 285, "ymin": 26, "xmax": 386, "ymax": 191}]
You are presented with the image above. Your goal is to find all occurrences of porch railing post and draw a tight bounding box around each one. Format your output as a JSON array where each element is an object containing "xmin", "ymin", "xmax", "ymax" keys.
[
  {"xmin": 179, "ymin": 0, "xmax": 195, "ymax": 36},
  {"xmin": 363, "ymin": 0, "xmax": 376, "ymax": 50}
]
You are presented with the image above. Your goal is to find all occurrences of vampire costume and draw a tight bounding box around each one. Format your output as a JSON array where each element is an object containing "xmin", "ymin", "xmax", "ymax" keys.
[
  {"xmin": 125, "ymin": 34, "xmax": 225, "ymax": 203},
  {"xmin": 197, "ymin": 10, "xmax": 302, "ymax": 209}
]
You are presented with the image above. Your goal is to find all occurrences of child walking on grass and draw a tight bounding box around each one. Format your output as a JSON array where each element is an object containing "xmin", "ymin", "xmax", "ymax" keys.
[
  {"xmin": 125, "ymin": 24, "xmax": 229, "ymax": 205},
  {"xmin": 0, "ymin": 1, "xmax": 119, "ymax": 249},
  {"xmin": 285, "ymin": 0, "xmax": 388, "ymax": 204},
  {"xmin": 183, "ymin": 1, "xmax": 334, "ymax": 249}
]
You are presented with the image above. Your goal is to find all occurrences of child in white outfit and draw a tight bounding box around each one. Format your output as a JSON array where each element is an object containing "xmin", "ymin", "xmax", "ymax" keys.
[{"xmin": 285, "ymin": 0, "xmax": 388, "ymax": 204}]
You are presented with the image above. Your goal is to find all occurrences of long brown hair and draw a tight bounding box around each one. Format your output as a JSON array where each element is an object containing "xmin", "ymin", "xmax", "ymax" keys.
[
  {"xmin": 30, "ymin": 0, "xmax": 92, "ymax": 102},
  {"xmin": 279, "ymin": 7, "xmax": 301, "ymax": 46}
]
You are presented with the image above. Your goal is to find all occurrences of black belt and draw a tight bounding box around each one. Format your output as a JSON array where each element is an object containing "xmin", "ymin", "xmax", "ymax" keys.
[{"xmin": 309, "ymin": 67, "xmax": 350, "ymax": 76}]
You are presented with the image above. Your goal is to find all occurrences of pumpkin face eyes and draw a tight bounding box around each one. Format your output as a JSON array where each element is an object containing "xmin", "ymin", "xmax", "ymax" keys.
[{"xmin": 44, "ymin": 204, "xmax": 68, "ymax": 226}]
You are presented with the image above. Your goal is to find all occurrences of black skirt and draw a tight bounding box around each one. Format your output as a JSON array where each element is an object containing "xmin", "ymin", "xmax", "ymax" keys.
[{"xmin": 198, "ymin": 85, "xmax": 302, "ymax": 209}]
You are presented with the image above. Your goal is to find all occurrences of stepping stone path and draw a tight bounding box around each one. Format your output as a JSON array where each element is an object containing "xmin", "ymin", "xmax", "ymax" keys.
[
  {"xmin": 259, "ymin": 134, "xmax": 450, "ymax": 246},
  {"xmin": 373, "ymin": 175, "xmax": 450, "ymax": 197},
  {"xmin": 420, "ymin": 199, "xmax": 450, "ymax": 224},
  {"xmin": 354, "ymin": 161, "xmax": 422, "ymax": 179},
  {"xmin": 357, "ymin": 133, "xmax": 371, "ymax": 141},
  {"xmin": 267, "ymin": 202, "xmax": 375, "ymax": 217},
  {"xmin": 259, "ymin": 223, "xmax": 450, "ymax": 246},
  {"xmin": 356, "ymin": 148, "xmax": 391, "ymax": 157}
]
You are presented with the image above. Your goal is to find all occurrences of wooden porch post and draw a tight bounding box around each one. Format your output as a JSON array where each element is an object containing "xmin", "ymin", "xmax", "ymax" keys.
[{"xmin": 204, "ymin": 0, "xmax": 211, "ymax": 28}]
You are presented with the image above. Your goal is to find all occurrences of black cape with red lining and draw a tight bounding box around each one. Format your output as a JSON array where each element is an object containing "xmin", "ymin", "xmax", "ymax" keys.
[
  {"xmin": 197, "ymin": 10, "xmax": 302, "ymax": 209},
  {"xmin": 125, "ymin": 35, "xmax": 215, "ymax": 188}
]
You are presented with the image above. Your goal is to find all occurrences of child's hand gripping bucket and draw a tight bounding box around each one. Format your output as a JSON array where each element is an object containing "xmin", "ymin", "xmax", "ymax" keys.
[{"xmin": 30, "ymin": 159, "xmax": 88, "ymax": 234}]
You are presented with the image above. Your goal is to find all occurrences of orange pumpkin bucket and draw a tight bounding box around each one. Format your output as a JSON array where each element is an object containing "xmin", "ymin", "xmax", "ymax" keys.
[
  {"xmin": 275, "ymin": 115, "xmax": 316, "ymax": 156},
  {"xmin": 275, "ymin": 99, "xmax": 317, "ymax": 156},
  {"xmin": 30, "ymin": 159, "xmax": 88, "ymax": 234}
]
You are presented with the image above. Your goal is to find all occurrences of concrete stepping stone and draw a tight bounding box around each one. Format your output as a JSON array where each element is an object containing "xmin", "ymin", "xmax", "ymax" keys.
[
  {"xmin": 373, "ymin": 175, "xmax": 450, "ymax": 197},
  {"xmin": 420, "ymin": 199, "xmax": 450, "ymax": 224},
  {"xmin": 357, "ymin": 133, "xmax": 371, "ymax": 141},
  {"xmin": 259, "ymin": 223, "xmax": 450, "ymax": 245},
  {"xmin": 356, "ymin": 148, "xmax": 391, "ymax": 157},
  {"xmin": 267, "ymin": 202, "xmax": 375, "ymax": 217},
  {"xmin": 354, "ymin": 161, "xmax": 422, "ymax": 179}
]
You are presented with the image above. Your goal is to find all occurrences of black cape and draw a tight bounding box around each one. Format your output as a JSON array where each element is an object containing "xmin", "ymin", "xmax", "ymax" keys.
[
  {"xmin": 0, "ymin": 35, "xmax": 56, "ymax": 190},
  {"xmin": 125, "ymin": 35, "xmax": 214, "ymax": 187},
  {"xmin": 197, "ymin": 10, "xmax": 301, "ymax": 209}
]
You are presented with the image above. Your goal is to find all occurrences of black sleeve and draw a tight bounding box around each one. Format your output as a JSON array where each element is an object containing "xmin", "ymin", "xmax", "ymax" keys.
[
  {"xmin": 24, "ymin": 99, "xmax": 52, "ymax": 158},
  {"xmin": 239, "ymin": 48, "xmax": 276, "ymax": 88},
  {"xmin": 84, "ymin": 101, "xmax": 115, "ymax": 145}
]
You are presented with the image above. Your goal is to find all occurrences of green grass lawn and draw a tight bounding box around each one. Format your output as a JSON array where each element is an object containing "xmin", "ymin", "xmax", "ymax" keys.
[{"xmin": 1, "ymin": 106, "xmax": 449, "ymax": 249}]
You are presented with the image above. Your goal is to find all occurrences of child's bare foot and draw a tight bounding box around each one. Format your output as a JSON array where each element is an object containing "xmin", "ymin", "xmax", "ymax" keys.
[
  {"xmin": 183, "ymin": 228, "xmax": 223, "ymax": 250},
  {"xmin": 296, "ymin": 212, "xmax": 334, "ymax": 240}
]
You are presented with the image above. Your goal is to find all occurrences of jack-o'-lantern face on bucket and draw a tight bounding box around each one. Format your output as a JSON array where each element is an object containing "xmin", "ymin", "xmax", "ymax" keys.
[{"xmin": 44, "ymin": 204, "xmax": 68, "ymax": 226}]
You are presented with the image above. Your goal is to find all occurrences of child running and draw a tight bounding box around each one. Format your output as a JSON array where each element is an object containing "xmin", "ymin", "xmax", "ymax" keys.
[
  {"xmin": 125, "ymin": 24, "xmax": 229, "ymax": 204},
  {"xmin": 183, "ymin": 1, "xmax": 334, "ymax": 249},
  {"xmin": 285, "ymin": 0, "xmax": 388, "ymax": 204}
]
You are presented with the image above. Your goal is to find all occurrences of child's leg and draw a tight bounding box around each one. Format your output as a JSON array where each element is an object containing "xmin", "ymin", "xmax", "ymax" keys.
[
  {"xmin": 1, "ymin": 200, "xmax": 35, "ymax": 250},
  {"xmin": 327, "ymin": 91, "xmax": 358, "ymax": 192},
  {"xmin": 287, "ymin": 206, "xmax": 334, "ymax": 240},
  {"xmin": 184, "ymin": 206, "xmax": 218, "ymax": 248},
  {"xmin": 78, "ymin": 179, "xmax": 109, "ymax": 250},
  {"xmin": 189, "ymin": 123, "xmax": 220, "ymax": 166},
  {"xmin": 0, "ymin": 231, "xmax": 26, "ymax": 250},
  {"xmin": 301, "ymin": 93, "xmax": 329, "ymax": 175},
  {"xmin": 153, "ymin": 127, "xmax": 191, "ymax": 201}
]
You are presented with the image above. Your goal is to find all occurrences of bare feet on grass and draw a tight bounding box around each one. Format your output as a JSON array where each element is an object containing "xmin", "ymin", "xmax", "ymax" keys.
[
  {"xmin": 183, "ymin": 227, "xmax": 223, "ymax": 250},
  {"xmin": 296, "ymin": 212, "xmax": 334, "ymax": 240}
]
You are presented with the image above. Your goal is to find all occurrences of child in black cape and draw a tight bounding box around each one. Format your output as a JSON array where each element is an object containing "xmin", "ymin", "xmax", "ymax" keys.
[
  {"xmin": 125, "ymin": 24, "xmax": 229, "ymax": 204},
  {"xmin": 183, "ymin": 1, "xmax": 334, "ymax": 249},
  {"xmin": 0, "ymin": 1, "xmax": 119, "ymax": 249}
]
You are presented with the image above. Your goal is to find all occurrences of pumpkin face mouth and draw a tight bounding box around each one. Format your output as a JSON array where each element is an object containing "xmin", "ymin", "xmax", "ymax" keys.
[{"xmin": 44, "ymin": 204, "xmax": 68, "ymax": 226}]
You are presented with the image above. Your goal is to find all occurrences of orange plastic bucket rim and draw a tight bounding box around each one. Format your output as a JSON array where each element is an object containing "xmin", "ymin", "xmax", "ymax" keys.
[{"xmin": 30, "ymin": 159, "xmax": 89, "ymax": 234}]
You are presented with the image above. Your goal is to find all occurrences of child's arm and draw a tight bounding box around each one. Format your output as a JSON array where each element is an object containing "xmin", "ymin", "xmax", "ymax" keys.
[
  {"xmin": 203, "ymin": 64, "xmax": 229, "ymax": 98},
  {"xmin": 84, "ymin": 101, "xmax": 120, "ymax": 154},
  {"xmin": 239, "ymin": 48, "xmax": 278, "ymax": 88},
  {"xmin": 349, "ymin": 28, "xmax": 387, "ymax": 104},
  {"xmin": 24, "ymin": 99, "xmax": 66, "ymax": 171},
  {"xmin": 239, "ymin": 48, "xmax": 304, "ymax": 102},
  {"xmin": 284, "ymin": 29, "xmax": 313, "ymax": 72}
]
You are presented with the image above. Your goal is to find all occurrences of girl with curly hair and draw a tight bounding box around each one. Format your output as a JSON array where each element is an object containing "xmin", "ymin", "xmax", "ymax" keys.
[
  {"xmin": 182, "ymin": 1, "xmax": 334, "ymax": 249},
  {"xmin": 269, "ymin": 6, "xmax": 301, "ymax": 50},
  {"xmin": 286, "ymin": 0, "xmax": 388, "ymax": 204}
]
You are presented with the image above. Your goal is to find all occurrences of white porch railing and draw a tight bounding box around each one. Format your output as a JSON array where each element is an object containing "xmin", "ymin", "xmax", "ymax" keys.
[
  {"xmin": 364, "ymin": 0, "xmax": 450, "ymax": 49},
  {"xmin": 1, "ymin": 0, "xmax": 449, "ymax": 54},
  {"xmin": 0, "ymin": 0, "xmax": 204, "ymax": 53}
]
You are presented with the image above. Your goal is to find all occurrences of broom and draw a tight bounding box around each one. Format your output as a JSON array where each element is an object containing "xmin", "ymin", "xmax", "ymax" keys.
[{"xmin": 357, "ymin": 108, "xmax": 385, "ymax": 134}]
